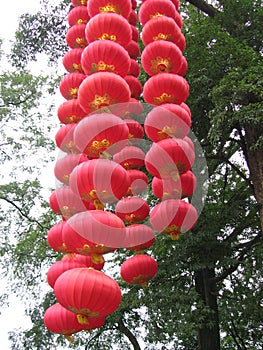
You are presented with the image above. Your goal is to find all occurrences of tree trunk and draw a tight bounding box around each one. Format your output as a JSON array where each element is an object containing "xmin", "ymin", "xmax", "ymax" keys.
[
  {"xmin": 244, "ymin": 125, "xmax": 263, "ymax": 232},
  {"xmin": 195, "ymin": 268, "xmax": 221, "ymax": 350}
]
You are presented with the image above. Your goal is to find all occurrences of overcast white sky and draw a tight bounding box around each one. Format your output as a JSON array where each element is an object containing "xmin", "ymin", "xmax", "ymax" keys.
[{"xmin": 0, "ymin": 2, "xmax": 42, "ymax": 348}]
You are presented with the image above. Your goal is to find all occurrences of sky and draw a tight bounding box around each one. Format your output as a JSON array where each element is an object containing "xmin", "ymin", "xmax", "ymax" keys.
[{"xmin": 0, "ymin": 2, "xmax": 42, "ymax": 348}]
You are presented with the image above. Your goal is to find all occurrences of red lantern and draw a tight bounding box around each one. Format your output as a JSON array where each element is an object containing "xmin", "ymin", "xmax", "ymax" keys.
[
  {"xmin": 54, "ymin": 153, "xmax": 88, "ymax": 185},
  {"xmin": 69, "ymin": 159, "xmax": 130, "ymax": 204},
  {"xmin": 150, "ymin": 199, "xmax": 198, "ymax": 239},
  {"xmin": 62, "ymin": 253, "xmax": 105, "ymax": 271},
  {"xmin": 81, "ymin": 40, "xmax": 130, "ymax": 77},
  {"xmin": 88, "ymin": 0, "xmax": 132, "ymax": 19},
  {"xmin": 67, "ymin": 6, "xmax": 90, "ymax": 27},
  {"xmin": 72, "ymin": 0, "xmax": 87, "ymax": 6},
  {"xmin": 124, "ymin": 75, "xmax": 142, "ymax": 99},
  {"xmin": 141, "ymin": 0, "xmax": 180, "ymax": 10},
  {"xmin": 47, "ymin": 221, "xmax": 69, "ymax": 253},
  {"xmin": 49, "ymin": 186, "xmax": 92, "ymax": 220},
  {"xmin": 115, "ymin": 197, "xmax": 150, "ymax": 224},
  {"xmin": 177, "ymin": 55, "xmax": 188, "ymax": 76},
  {"xmin": 143, "ymin": 73, "xmax": 189, "ymax": 106},
  {"xmin": 126, "ymin": 40, "xmax": 140, "ymax": 59},
  {"xmin": 139, "ymin": 0, "xmax": 182, "ymax": 28},
  {"xmin": 130, "ymin": 25, "xmax": 139, "ymax": 42},
  {"xmin": 120, "ymin": 254, "xmax": 158, "ymax": 287},
  {"xmin": 63, "ymin": 210, "xmax": 126, "ymax": 251},
  {"xmin": 73, "ymin": 113, "xmax": 129, "ymax": 157},
  {"xmin": 85, "ymin": 13, "xmax": 132, "ymax": 48},
  {"xmin": 125, "ymin": 224, "xmax": 155, "ymax": 252},
  {"xmin": 57, "ymin": 99, "xmax": 87, "ymax": 124},
  {"xmin": 125, "ymin": 119, "xmax": 144, "ymax": 144},
  {"xmin": 47, "ymin": 260, "xmax": 86, "ymax": 288},
  {"xmin": 127, "ymin": 169, "xmax": 148, "ymax": 195},
  {"xmin": 62, "ymin": 221, "xmax": 115, "ymax": 255},
  {"xmin": 141, "ymin": 40, "xmax": 183, "ymax": 76},
  {"xmin": 55, "ymin": 124, "xmax": 80, "ymax": 153},
  {"xmin": 152, "ymin": 170, "xmax": 197, "ymax": 200},
  {"xmin": 145, "ymin": 138, "xmax": 195, "ymax": 178},
  {"xmin": 78, "ymin": 72, "xmax": 131, "ymax": 113},
  {"xmin": 59, "ymin": 73, "xmax": 86, "ymax": 100},
  {"xmin": 66, "ymin": 24, "xmax": 88, "ymax": 48},
  {"xmin": 142, "ymin": 17, "xmax": 186, "ymax": 51},
  {"xmin": 128, "ymin": 59, "xmax": 140, "ymax": 77},
  {"xmin": 109, "ymin": 99, "xmax": 144, "ymax": 119},
  {"xmin": 113, "ymin": 146, "xmax": 145, "ymax": 170},
  {"xmin": 44, "ymin": 303, "xmax": 86, "ymax": 342},
  {"xmin": 128, "ymin": 9, "xmax": 138, "ymax": 25},
  {"xmin": 144, "ymin": 103, "xmax": 191, "ymax": 141},
  {"xmin": 62, "ymin": 49, "xmax": 84, "ymax": 74},
  {"xmin": 131, "ymin": 0, "xmax": 137, "ymax": 10},
  {"xmin": 54, "ymin": 267, "xmax": 122, "ymax": 317}
]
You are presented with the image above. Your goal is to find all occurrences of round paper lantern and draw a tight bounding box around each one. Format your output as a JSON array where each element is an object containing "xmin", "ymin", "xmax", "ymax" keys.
[
  {"xmin": 152, "ymin": 170, "xmax": 197, "ymax": 200},
  {"xmin": 180, "ymin": 102, "xmax": 192, "ymax": 117},
  {"xmin": 62, "ymin": 220, "xmax": 115, "ymax": 255},
  {"xmin": 128, "ymin": 58, "xmax": 140, "ymax": 77},
  {"xmin": 124, "ymin": 75, "xmax": 142, "ymax": 99},
  {"xmin": 72, "ymin": 0, "xmax": 87, "ymax": 6},
  {"xmin": 73, "ymin": 113, "xmax": 129, "ymax": 157},
  {"xmin": 47, "ymin": 260, "xmax": 86, "ymax": 288},
  {"xmin": 47, "ymin": 221, "xmax": 69, "ymax": 253},
  {"xmin": 126, "ymin": 40, "xmax": 140, "ymax": 59},
  {"xmin": 145, "ymin": 138, "xmax": 195, "ymax": 179},
  {"xmin": 62, "ymin": 253, "xmax": 105, "ymax": 270},
  {"xmin": 177, "ymin": 55, "xmax": 188, "ymax": 76},
  {"xmin": 142, "ymin": 17, "xmax": 186, "ymax": 51},
  {"xmin": 44, "ymin": 303, "xmax": 86, "ymax": 341},
  {"xmin": 81, "ymin": 40, "xmax": 131, "ymax": 77},
  {"xmin": 85, "ymin": 13, "xmax": 132, "ymax": 48},
  {"xmin": 150, "ymin": 199, "xmax": 198, "ymax": 239},
  {"xmin": 54, "ymin": 153, "xmax": 88, "ymax": 185},
  {"xmin": 144, "ymin": 103, "xmax": 191, "ymax": 141},
  {"xmin": 54, "ymin": 268, "xmax": 122, "ymax": 317},
  {"xmin": 127, "ymin": 169, "xmax": 148, "ymax": 195},
  {"xmin": 67, "ymin": 6, "xmax": 90, "ymax": 27},
  {"xmin": 130, "ymin": 25, "xmax": 139, "ymax": 42},
  {"xmin": 59, "ymin": 73, "xmax": 86, "ymax": 100},
  {"xmin": 49, "ymin": 186, "xmax": 91, "ymax": 220},
  {"xmin": 141, "ymin": 40, "xmax": 183, "ymax": 76},
  {"xmin": 139, "ymin": 0, "xmax": 182, "ymax": 27},
  {"xmin": 88, "ymin": 0, "xmax": 132, "ymax": 19},
  {"xmin": 66, "ymin": 24, "xmax": 88, "ymax": 49},
  {"xmin": 120, "ymin": 254, "xmax": 158, "ymax": 287},
  {"xmin": 78, "ymin": 72, "xmax": 131, "ymax": 113},
  {"xmin": 125, "ymin": 224, "xmax": 155, "ymax": 252},
  {"xmin": 55, "ymin": 124, "xmax": 80, "ymax": 153},
  {"xmin": 64, "ymin": 209, "xmax": 127, "ymax": 250},
  {"xmin": 115, "ymin": 197, "xmax": 150, "ymax": 224},
  {"xmin": 113, "ymin": 146, "xmax": 145, "ymax": 170},
  {"xmin": 57, "ymin": 99, "xmax": 87, "ymax": 124},
  {"xmin": 141, "ymin": 0, "xmax": 180, "ymax": 10},
  {"xmin": 131, "ymin": 0, "xmax": 137, "ymax": 10},
  {"xmin": 128, "ymin": 9, "xmax": 138, "ymax": 25},
  {"xmin": 143, "ymin": 73, "xmax": 189, "ymax": 106},
  {"xmin": 125, "ymin": 119, "xmax": 144, "ymax": 143},
  {"xmin": 109, "ymin": 98, "xmax": 144, "ymax": 119},
  {"xmin": 62, "ymin": 49, "xmax": 84, "ymax": 74},
  {"xmin": 69, "ymin": 159, "xmax": 130, "ymax": 204}
]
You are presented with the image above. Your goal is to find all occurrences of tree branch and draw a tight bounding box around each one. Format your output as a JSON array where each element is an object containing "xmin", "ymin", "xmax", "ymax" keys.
[
  {"xmin": 117, "ymin": 318, "xmax": 141, "ymax": 350},
  {"xmin": 0, "ymin": 196, "xmax": 45, "ymax": 230},
  {"xmin": 212, "ymin": 232, "xmax": 262, "ymax": 284},
  {"xmin": 186, "ymin": 0, "xmax": 218, "ymax": 18}
]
